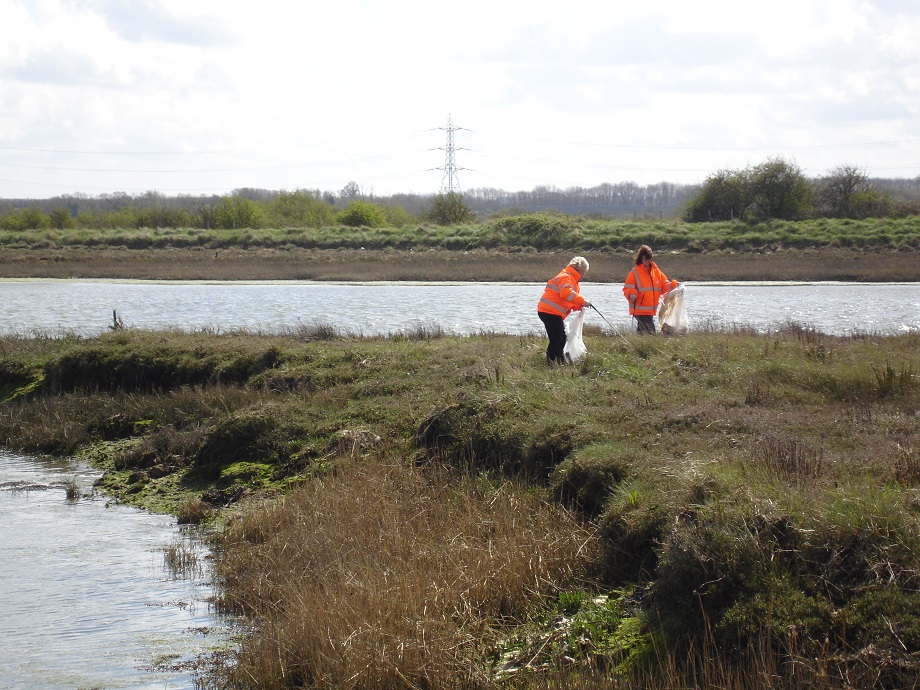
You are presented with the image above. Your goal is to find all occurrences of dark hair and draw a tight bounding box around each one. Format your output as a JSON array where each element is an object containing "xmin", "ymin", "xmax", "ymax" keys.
[{"xmin": 634, "ymin": 245, "xmax": 654, "ymax": 266}]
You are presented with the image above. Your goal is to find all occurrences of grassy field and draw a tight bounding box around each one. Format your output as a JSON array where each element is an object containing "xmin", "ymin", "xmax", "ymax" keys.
[
  {"xmin": 1, "ymin": 215, "xmax": 919, "ymax": 282},
  {"xmin": 1, "ymin": 323, "xmax": 919, "ymax": 688}
]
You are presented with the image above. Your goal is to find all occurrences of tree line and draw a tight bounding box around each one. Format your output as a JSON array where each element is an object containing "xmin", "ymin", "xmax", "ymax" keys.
[
  {"xmin": 684, "ymin": 159, "xmax": 920, "ymax": 222},
  {"xmin": 1, "ymin": 162, "xmax": 918, "ymax": 231}
]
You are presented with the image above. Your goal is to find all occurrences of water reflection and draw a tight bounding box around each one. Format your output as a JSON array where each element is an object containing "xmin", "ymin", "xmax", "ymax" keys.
[{"xmin": 0, "ymin": 451, "xmax": 231, "ymax": 689}]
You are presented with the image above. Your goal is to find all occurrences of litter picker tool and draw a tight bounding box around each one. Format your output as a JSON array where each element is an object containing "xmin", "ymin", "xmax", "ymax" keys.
[
  {"xmin": 590, "ymin": 305, "xmax": 632, "ymax": 345},
  {"xmin": 590, "ymin": 304, "xmax": 616, "ymax": 329}
]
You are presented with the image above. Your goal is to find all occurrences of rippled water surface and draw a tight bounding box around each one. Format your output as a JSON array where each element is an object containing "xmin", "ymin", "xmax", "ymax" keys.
[
  {"xmin": 0, "ymin": 451, "xmax": 231, "ymax": 689},
  {"xmin": 0, "ymin": 279, "xmax": 918, "ymax": 336}
]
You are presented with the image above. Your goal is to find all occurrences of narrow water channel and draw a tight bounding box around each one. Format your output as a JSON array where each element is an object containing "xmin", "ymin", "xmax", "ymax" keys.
[{"xmin": 0, "ymin": 451, "xmax": 233, "ymax": 689}]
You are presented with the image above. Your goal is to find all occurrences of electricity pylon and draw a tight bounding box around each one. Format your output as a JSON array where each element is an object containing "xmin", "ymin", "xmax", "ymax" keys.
[{"xmin": 436, "ymin": 114, "xmax": 467, "ymax": 194}]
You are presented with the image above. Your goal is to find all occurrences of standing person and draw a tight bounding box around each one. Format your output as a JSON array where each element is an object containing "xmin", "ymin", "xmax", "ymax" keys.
[
  {"xmin": 623, "ymin": 245, "xmax": 678, "ymax": 334},
  {"xmin": 537, "ymin": 256, "xmax": 592, "ymax": 364}
]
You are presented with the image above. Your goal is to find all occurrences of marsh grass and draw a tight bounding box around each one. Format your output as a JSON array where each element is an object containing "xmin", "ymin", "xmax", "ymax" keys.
[
  {"xmin": 1, "ymin": 325, "xmax": 919, "ymax": 687},
  {"xmin": 177, "ymin": 497, "xmax": 214, "ymax": 525},
  {"xmin": 873, "ymin": 361, "xmax": 917, "ymax": 398},
  {"xmin": 213, "ymin": 460, "xmax": 594, "ymax": 689},
  {"xmin": 894, "ymin": 438, "xmax": 919, "ymax": 484},
  {"xmin": 163, "ymin": 536, "xmax": 203, "ymax": 579},
  {"xmin": 391, "ymin": 320, "xmax": 446, "ymax": 340},
  {"xmin": 63, "ymin": 476, "xmax": 80, "ymax": 501},
  {"xmin": 750, "ymin": 435, "xmax": 824, "ymax": 483},
  {"xmin": 285, "ymin": 321, "xmax": 342, "ymax": 341}
]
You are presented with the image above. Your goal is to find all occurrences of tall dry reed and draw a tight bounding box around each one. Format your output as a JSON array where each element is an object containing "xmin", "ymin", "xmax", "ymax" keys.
[{"xmin": 213, "ymin": 460, "xmax": 595, "ymax": 689}]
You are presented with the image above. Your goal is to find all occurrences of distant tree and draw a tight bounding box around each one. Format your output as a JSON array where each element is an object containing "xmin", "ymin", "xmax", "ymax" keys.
[
  {"xmin": 215, "ymin": 195, "xmax": 265, "ymax": 229},
  {"xmin": 340, "ymin": 181, "xmax": 362, "ymax": 202},
  {"xmin": 48, "ymin": 207, "xmax": 74, "ymax": 230},
  {"xmin": 382, "ymin": 204, "xmax": 415, "ymax": 228},
  {"xmin": 231, "ymin": 188, "xmax": 276, "ymax": 202},
  {"xmin": 338, "ymin": 201, "xmax": 387, "ymax": 228},
  {"xmin": 817, "ymin": 165, "xmax": 892, "ymax": 219},
  {"xmin": 130, "ymin": 204, "xmax": 191, "ymax": 229},
  {"xmin": 747, "ymin": 157, "xmax": 814, "ymax": 220},
  {"xmin": 268, "ymin": 190, "xmax": 337, "ymax": 228},
  {"xmin": 429, "ymin": 192, "xmax": 475, "ymax": 225},
  {"xmin": 683, "ymin": 169, "xmax": 751, "ymax": 222},
  {"xmin": 1, "ymin": 207, "xmax": 48, "ymax": 230},
  {"xmin": 195, "ymin": 204, "xmax": 220, "ymax": 230}
]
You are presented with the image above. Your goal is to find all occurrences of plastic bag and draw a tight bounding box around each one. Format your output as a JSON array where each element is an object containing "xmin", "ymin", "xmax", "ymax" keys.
[
  {"xmin": 563, "ymin": 309, "xmax": 588, "ymax": 362},
  {"xmin": 658, "ymin": 284, "xmax": 689, "ymax": 336}
]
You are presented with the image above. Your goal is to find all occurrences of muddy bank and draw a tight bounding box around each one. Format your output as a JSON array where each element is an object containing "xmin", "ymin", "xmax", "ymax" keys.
[{"xmin": 0, "ymin": 247, "xmax": 917, "ymax": 282}]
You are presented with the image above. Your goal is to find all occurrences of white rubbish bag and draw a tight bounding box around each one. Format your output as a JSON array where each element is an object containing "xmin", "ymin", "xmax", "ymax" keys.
[
  {"xmin": 563, "ymin": 309, "xmax": 588, "ymax": 363},
  {"xmin": 658, "ymin": 284, "xmax": 689, "ymax": 336}
]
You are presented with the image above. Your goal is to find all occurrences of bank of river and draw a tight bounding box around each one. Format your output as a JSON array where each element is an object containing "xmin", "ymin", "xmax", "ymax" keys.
[
  {"xmin": 1, "ymin": 246, "xmax": 918, "ymax": 283},
  {"xmin": 0, "ymin": 451, "xmax": 235, "ymax": 689}
]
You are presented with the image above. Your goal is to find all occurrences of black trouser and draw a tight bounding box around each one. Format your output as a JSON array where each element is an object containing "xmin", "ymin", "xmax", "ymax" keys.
[
  {"xmin": 635, "ymin": 315, "xmax": 656, "ymax": 334},
  {"xmin": 538, "ymin": 311, "xmax": 567, "ymax": 364}
]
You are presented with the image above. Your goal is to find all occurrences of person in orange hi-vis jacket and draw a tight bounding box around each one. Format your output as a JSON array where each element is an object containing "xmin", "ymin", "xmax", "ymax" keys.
[
  {"xmin": 623, "ymin": 245, "xmax": 678, "ymax": 335},
  {"xmin": 537, "ymin": 256, "xmax": 592, "ymax": 364}
]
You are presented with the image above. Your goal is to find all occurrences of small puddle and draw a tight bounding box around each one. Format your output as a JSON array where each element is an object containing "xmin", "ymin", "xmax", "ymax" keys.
[{"xmin": 0, "ymin": 451, "xmax": 236, "ymax": 689}]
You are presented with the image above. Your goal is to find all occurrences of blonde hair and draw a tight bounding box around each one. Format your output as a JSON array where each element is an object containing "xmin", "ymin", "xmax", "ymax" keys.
[{"xmin": 568, "ymin": 256, "xmax": 589, "ymax": 273}]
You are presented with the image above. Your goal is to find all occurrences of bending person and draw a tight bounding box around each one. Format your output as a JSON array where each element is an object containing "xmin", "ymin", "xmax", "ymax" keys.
[
  {"xmin": 537, "ymin": 256, "xmax": 592, "ymax": 364},
  {"xmin": 623, "ymin": 245, "xmax": 678, "ymax": 334}
]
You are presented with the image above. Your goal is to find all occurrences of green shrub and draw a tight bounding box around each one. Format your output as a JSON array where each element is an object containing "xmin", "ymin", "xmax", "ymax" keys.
[
  {"xmin": 717, "ymin": 582, "xmax": 833, "ymax": 653},
  {"xmin": 429, "ymin": 192, "xmax": 475, "ymax": 225},
  {"xmin": 193, "ymin": 405, "xmax": 290, "ymax": 478},
  {"xmin": 598, "ymin": 479, "xmax": 674, "ymax": 583},
  {"xmin": 837, "ymin": 588, "xmax": 920, "ymax": 650},
  {"xmin": 492, "ymin": 213, "xmax": 576, "ymax": 248},
  {"xmin": 413, "ymin": 396, "xmax": 576, "ymax": 480},
  {"xmin": 338, "ymin": 201, "xmax": 388, "ymax": 228},
  {"xmin": 268, "ymin": 190, "xmax": 337, "ymax": 228},
  {"xmin": 0, "ymin": 360, "xmax": 40, "ymax": 401},
  {"xmin": 651, "ymin": 501, "xmax": 778, "ymax": 641}
]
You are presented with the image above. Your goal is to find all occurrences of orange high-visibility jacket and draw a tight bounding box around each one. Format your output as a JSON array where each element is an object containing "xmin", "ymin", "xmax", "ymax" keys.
[
  {"xmin": 623, "ymin": 262, "xmax": 677, "ymax": 317},
  {"xmin": 537, "ymin": 265, "xmax": 588, "ymax": 318}
]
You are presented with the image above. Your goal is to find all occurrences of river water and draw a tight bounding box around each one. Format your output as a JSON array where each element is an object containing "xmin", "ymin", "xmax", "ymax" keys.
[
  {"xmin": 1, "ymin": 279, "xmax": 919, "ymax": 336},
  {"xmin": 0, "ymin": 451, "xmax": 231, "ymax": 689}
]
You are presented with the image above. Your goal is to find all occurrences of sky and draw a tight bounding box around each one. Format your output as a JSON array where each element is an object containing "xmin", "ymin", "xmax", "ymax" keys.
[{"xmin": 1, "ymin": 0, "xmax": 919, "ymax": 200}]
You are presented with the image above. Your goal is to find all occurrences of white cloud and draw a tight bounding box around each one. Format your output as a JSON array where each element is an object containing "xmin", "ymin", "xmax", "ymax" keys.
[{"xmin": 1, "ymin": 0, "xmax": 919, "ymax": 198}]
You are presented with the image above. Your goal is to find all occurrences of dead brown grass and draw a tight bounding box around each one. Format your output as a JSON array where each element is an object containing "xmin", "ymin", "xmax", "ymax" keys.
[{"xmin": 213, "ymin": 459, "xmax": 595, "ymax": 689}]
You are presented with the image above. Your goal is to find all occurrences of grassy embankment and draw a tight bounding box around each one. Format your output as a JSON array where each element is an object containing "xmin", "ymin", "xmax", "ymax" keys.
[
  {"xmin": 1, "ymin": 215, "xmax": 919, "ymax": 281},
  {"xmin": 1, "ymin": 321, "xmax": 919, "ymax": 688}
]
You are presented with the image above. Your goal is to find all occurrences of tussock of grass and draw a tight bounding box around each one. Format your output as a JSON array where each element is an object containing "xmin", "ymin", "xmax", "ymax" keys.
[
  {"xmin": 749, "ymin": 435, "xmax": 824, "ymax": 483},
  {"xmin": 214, "ymin": 460, "xmax": 593, "ymax": 688},
  {"xmin": 163, "ymin": 537, "xmax": 204, "ymax": 578},
  {"xmin": 176, "ymin": 497, "xmax": 213, "ymax": 525},
  {"xmin": 63, "ymin": 476, "xmax": 81, "ymax": 501}
]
